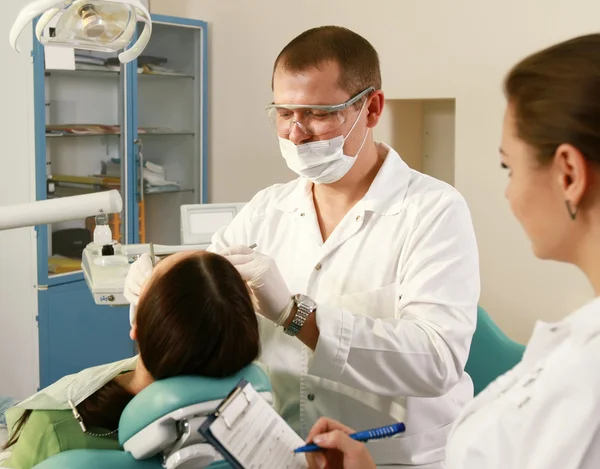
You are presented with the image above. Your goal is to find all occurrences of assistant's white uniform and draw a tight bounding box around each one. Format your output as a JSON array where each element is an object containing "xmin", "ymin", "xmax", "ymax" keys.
[
  {"xmin": 210, "ymin": 143, "xmax": 480, "ymax": 467},
  {"xmin": 446, "ymin": 296, "xmax": 600, "ymax": 469}
]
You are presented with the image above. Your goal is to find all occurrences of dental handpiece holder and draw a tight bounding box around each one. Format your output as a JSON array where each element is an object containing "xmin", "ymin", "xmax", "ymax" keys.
[{"xmin": 82, "ymin": 231, "xmax": 208, "ymax": 306}]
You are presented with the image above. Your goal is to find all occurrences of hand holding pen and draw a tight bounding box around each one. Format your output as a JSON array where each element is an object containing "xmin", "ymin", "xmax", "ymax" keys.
[{"xmin": 301, "ymin": 418, "xmax": 403, "ymax": 469}]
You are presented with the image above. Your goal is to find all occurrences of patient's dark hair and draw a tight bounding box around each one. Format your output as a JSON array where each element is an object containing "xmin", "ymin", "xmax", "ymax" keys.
[{"xmin": 4, "ymin": 251, "xmax": 259, "ymax": 449}]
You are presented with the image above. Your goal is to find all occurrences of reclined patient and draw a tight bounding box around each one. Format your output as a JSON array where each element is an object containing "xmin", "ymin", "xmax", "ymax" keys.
[{"xmin": 1, "ymin": 251, "xmax": 260, "ymax": 469}]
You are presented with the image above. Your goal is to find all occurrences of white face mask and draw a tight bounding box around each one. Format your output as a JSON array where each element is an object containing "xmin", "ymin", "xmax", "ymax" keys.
[{"xmin": 278, "ymin": 101, "xmax": 369, "ymax": 184}]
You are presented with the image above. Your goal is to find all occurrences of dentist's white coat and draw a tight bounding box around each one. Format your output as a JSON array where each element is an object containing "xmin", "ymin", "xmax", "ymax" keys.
[
  {"xmin": 210, "ymin": 143, "xmax": 481, "ymax": 468},
  {"xmin": 446, "ymin": 296, "xmax": 600, "ymax": 469}
]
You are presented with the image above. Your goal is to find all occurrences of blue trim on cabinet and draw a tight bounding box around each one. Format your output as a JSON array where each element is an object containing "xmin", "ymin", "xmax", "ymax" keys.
[
  {"xmin": 200, "ymin": 20, "xmax": 209, "ymax": 202},
  {"xmin": 151, "ymin": 15, "xmax": 208, "ymax": 29},
  {"xmin": 127, "ymin": 53, "xmax": 139, "ymax": 244},
  {"xmin": 37, "ymin": 289, "xmax": 51, "ymax": 389},
  {"xmin": 32, "ymin": 20, "xmax": 49, "ymax": 286}
]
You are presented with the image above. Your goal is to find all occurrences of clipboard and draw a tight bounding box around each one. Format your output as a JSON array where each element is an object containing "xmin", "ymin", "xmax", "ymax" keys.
[
  {"xmin": 198, "ymin": 379, "xmax": 308, "ymax": 469},
  {"xmin": 198, "ymin": 379, "xmax": 249, "ymax": 469}
]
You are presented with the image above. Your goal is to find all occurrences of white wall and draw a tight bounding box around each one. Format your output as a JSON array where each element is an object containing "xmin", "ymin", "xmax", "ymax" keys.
[
  {"xmin": 149, "ymin": 0, "xmax": 598, "ymax": 344},
  {"xmin": 0, "ymin": 0, "xmax": 39, "ymax": 397}
]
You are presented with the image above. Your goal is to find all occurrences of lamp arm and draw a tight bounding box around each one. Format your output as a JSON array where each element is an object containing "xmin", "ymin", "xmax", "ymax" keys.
[{"xmin": 0, "ymin": 190, "xmax": 123, "ymax": 231}]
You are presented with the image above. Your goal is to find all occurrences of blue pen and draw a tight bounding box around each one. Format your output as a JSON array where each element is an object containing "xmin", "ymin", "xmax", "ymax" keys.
[{"xmin": 294, "ymin": 422, "xmax": 406, "ymax": 453}]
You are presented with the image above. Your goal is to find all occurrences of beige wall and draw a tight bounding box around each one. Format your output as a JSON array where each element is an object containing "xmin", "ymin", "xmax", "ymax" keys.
[
  {"xmin": 375, "ymin": 100, "xmax": 424, "ymax": 172},
  {"xmin": 0, "ymin": 1, "xmax": 38, "ymax": 397},
  {"xmin": 150, "ymin": 0, "xmax": 597, "ymax": 343},
  {"xmin": 422, "ymin": 100, "xmax": 455, "ymax": 185}
]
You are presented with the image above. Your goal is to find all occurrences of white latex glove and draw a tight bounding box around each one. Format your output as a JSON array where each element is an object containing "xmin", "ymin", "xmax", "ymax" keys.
[
  {"xmin": 219, "ymin": 245, "xmax": 292, "ymax": 324},
  {"xmin": 123, "ymin": 253, "xmax": 160, "ymax": 306}
]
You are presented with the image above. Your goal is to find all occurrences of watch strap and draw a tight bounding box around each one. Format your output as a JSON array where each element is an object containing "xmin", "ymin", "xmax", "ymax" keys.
[{"xmin": 283, "ymin": 294, "xmax": 316, "ymax": 337}]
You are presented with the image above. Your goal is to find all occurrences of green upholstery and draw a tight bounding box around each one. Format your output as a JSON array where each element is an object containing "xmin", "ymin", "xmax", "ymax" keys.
[
  {"xmin": 119, "ymin": 363, "xmax": 271, "ymax": 444},
  {"xmin": 465, "ymin": 305, "xmax": 526, "ymax": 395}
]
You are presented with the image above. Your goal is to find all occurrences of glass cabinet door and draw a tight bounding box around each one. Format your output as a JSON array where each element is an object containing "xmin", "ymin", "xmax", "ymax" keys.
[
  {"xmin": 133, "ymin": 17, "xmax": 207, "ymax": 245},
  {"xmin": 41, "ymin": 50, "xmax": 129, "ymax": 280}
]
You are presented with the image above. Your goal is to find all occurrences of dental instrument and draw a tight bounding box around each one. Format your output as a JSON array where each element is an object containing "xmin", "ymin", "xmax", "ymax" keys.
[{"xmin": 149, "ymin": 242, "xmax": 155, "ymax": 267}]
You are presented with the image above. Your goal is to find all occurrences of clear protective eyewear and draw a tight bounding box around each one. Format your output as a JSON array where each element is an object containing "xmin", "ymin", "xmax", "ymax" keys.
[
  {"xmin": 266, "ymin": 86, "xmax": 375, "ymax": 137},
  {"xmin": 10, "ymin": 0, "xmax": 152, "ymax": 64}
]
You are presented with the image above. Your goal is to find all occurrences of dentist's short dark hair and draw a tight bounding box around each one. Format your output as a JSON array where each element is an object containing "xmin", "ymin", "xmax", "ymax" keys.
[{"xmin": 273, "ymin": 25, "xmax": 382, "ymax": 98}]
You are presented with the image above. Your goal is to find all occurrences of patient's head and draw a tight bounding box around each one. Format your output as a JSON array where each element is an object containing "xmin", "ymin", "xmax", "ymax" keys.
[
  {"xmin": 4, "ymin": 250, "xmax": 260, "ymax": 449},
  {"xmin": 134, "ymin": 250, "xmax": 260, "ymax": 379}
]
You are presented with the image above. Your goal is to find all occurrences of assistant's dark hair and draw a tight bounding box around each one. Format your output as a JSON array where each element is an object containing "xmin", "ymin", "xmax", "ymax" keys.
[{"xmin": 504, "ymin": 33, "xmax": 600, "ymax": 166}]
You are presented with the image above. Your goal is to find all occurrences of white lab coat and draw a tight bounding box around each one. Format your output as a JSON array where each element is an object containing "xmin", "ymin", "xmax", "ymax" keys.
[
  {"xmin": 445, "ymin": 296, "xmax": 600, "ymax": 469},
  {"xmin": 210, "ymin": 143, "xmax": 480, "ymax": 467}
]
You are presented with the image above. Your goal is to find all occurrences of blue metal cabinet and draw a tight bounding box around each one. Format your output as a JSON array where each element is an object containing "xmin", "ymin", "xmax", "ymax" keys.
[
  {"xmin": 31, "ymin": 15, "xmax": 208, "ymax": 387},
  {"xmin": 37, "ymin": 282, "xmax": 133, "ymax": 388}
]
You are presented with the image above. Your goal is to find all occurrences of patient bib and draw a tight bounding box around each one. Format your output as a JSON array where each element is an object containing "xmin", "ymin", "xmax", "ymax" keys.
[{"xmin": 9, "ymin": 356, "xmax": 138, "ymax": 418}]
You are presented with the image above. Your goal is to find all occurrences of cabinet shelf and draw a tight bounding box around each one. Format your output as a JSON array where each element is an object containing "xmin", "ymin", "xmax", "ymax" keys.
[
  {"xmin": 46, "ymin": 129, "xmax": 195, "ymax": 138},
  {"xmin": 45, "ymin": 69, "xmax": 195, "ymax": 79},
  {"xmin": 145, "ymin": 187, "xmax": 195, "ymax": 195}
]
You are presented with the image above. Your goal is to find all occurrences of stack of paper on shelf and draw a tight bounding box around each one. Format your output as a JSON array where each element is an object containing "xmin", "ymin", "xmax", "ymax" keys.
[
  {"xmin": 104, "ymin": 158, "xmax": 180, "ymax": 194},
  {"xmin": 143, "ymin": 161, "xmax": 180, "ymax": 193}
]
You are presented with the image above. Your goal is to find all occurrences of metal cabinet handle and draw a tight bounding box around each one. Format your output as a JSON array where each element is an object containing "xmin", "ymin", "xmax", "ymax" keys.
[{"xmin": 134, "ymin": 139, "xmax": 144, "ymax": 202}]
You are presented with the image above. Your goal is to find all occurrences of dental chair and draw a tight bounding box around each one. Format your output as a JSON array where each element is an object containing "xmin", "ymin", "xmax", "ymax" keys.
[
  {"xmin": 465, "ymin": 305, "xmax": 526, "ymax": 395},
  {"xmin": 32, "ymin": 364, "xmax": 272, "ymax": 469}
]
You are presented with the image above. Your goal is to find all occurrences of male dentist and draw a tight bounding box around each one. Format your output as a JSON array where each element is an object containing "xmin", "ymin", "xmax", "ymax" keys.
[{"xmin": 125, "ymin": 26, "xmax": 480, "ymax": 468}]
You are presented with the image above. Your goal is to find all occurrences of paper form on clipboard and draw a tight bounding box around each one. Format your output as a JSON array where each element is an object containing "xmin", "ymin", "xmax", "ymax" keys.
[{"xmin": 198, "ymin": 379, "xmax": 308, "ymax": 469}]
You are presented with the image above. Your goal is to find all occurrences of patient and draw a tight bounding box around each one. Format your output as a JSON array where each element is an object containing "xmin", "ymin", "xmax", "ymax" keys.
[{"xmin": 1, "ymin": 251, "xmax": 260, "ymax": 469}]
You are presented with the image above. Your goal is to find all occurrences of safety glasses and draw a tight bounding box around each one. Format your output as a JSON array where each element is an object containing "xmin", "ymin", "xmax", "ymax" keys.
[{"xmin": 266, "ymin": 86, "xmax": 375, "ymax": 136}]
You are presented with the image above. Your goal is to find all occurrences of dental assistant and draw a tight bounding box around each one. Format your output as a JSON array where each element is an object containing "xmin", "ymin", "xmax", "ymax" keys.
[
  {"xmin": 304, "ymin": 32, "xmax": 600, "ymax": 469},
  {"xmin": 125, "ymin": 25, "xmax": 480, "ymax": 468}
]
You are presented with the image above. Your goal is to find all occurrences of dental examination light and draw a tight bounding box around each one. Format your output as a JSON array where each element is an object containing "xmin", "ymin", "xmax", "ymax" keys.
[
  {"xmin": 10, "ymin": 0, "xmax": 152, "ymax": 64},
  {"xmin": 0, "ymin": 190, "xmax": 123, "ymax": 231}
]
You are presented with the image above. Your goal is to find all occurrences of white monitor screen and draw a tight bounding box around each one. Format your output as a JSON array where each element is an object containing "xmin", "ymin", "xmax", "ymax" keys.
[
  {"xmin": 181, "ymin": 203, "xmax": 247, "ymax": 245},
  {"xmin": 189, "ymin": 211, "xmax": 235, "ymax": 235}
]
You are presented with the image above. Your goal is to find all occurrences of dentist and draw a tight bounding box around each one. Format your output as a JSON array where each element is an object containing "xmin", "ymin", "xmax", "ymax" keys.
[{"xmin": 125, "ymin": 25, "xmax": 480, "ymax": 468}]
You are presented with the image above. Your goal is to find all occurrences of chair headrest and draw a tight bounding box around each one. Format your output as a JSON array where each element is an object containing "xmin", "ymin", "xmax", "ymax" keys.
[{"xmin": 118, "ymin": 364, "xmax": 271, "ymax": 445}]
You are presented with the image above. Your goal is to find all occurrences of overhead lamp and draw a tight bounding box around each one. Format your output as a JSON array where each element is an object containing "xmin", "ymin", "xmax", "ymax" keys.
[{"xmin": 10, "ymin": 0, "xmax": 152, "ymax": 64}]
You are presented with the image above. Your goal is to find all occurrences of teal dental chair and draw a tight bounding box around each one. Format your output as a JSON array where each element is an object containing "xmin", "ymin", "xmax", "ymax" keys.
[
  {"xmin": 32, "ymin": 364, "xmax": 272, "ymax": 469},
  {"xmin": 465, "ymin": 305, "xmax": 526, "ymax": 395},
  {"xmin": 28, "ymin": 307, "xmax": 523, "ymax": 468}
]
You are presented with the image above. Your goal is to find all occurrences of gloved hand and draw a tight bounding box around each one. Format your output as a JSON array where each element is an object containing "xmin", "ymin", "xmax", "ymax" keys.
[
  {"xmin": 123, "ymin": 253, "xmax": 160, "ymax": 306},
  {"xmin": 219, "ymin": 245, "xmax": 292, "ymax": 325}
]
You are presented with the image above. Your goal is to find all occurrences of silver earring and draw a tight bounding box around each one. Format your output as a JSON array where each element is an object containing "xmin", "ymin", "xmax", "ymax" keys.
[{"xmin": 565, "ymin": 200, "xmax": 578, "ymax": 221}]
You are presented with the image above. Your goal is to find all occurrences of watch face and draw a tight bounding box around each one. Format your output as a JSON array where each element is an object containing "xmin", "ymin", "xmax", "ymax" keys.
[
  {"xmin": 296, "ymin": 295, "xmax": 317, "ymax": 309},
  {"xmin": 296, "ymin": 294, "xmax": 317, "ymax": 309}
]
